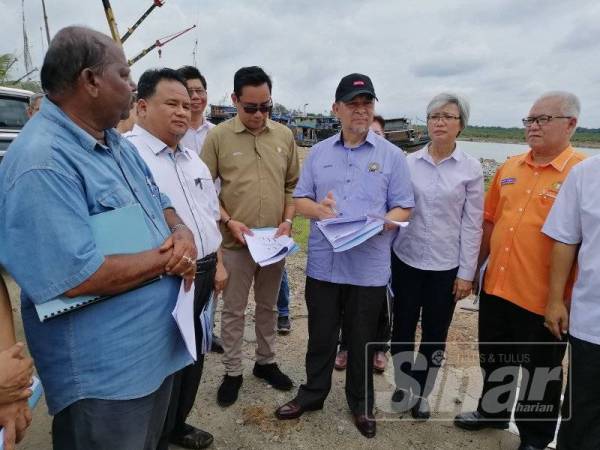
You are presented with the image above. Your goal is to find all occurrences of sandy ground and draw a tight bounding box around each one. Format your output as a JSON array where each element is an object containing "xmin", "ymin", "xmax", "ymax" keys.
[{"xmin": 5, "ymin": 252, "xmax": 522, "ymax": 450}]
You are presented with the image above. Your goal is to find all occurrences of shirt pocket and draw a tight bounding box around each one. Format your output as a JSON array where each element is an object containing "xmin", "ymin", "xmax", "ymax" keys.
[
  {"xmin": 97, "ymin": 187, "xmax": 135, "ymax": 211},
  {"xmin": 359, "ymin": 170, "xmax": 388, "ymax": 204}
]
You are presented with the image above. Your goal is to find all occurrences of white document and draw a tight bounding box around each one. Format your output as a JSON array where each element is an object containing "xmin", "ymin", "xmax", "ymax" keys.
[
  {"xmin": 366, "ymin": 213, "xmax": 409, "ymax": 228},
  {"xmin": 199, "ymin": 291, "xmax": 215, "ymax": 355},
  {"xmin": 172, "ymin": 280, "xmax": 197, "ymax": 361},
  {"xmin": 244, "ymin": 228, "xmax": 299, "ymax": 266},
  {"xmin": 316, "ymin": 215, "xmax": 384, "ymax": 251}
]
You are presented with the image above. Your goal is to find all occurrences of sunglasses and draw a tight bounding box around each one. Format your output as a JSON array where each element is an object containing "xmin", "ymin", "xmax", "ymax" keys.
[{"xmin": 239, "ymin": 100, "xmax": 273, "ymax": 114}]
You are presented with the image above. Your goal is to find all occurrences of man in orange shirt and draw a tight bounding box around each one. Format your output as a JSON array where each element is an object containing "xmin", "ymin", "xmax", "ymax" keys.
[{"xmin": 454, "ymin": 92, "xmax": 585, "ymax": 450}]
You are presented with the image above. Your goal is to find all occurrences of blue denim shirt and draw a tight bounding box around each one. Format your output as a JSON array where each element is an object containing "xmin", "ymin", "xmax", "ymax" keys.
[
  {"xmin": 0, "ymin": 98, "xmax": 191, "ymax": 414},
  {"xmin": 293, "ymin": 131, "xmax": 414, "ymax": 287}
]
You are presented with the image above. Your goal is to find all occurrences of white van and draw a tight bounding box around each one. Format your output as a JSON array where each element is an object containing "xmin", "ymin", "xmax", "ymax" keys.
[{"xmin": 0, "ymin": 86, "xmax": 34, "ymax": 164}]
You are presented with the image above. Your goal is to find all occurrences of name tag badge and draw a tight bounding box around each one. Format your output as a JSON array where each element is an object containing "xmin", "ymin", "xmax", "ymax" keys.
[
  {"xmin": 501, "ymin": 177, "xmax": 516, "ymax": 186},
  {"xmin": 368, "ymin": 162, "xmax": 380, "ymax": 172}
]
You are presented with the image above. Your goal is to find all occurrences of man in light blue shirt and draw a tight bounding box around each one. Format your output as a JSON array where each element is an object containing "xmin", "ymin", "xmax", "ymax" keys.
[
  {"xmin": 0, "ymin": 27, "xmax": 195, "ymax": 450},
  {"xmin": 275, "ymin": 73, "xmax": 414, "ymax": 438},
  {"xmin": 543, "ymin": 154, "xmax": 600, "ymax": 450}
]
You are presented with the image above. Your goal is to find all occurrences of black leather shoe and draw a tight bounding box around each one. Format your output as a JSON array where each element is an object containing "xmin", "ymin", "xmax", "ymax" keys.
[
  {"xmin": 352, "ymin": 414, "xmax": 376, "ymax": 438},
  {"xmin": 169, "ymin": 424, "xmax": 214, "ymax": 449},
  {"xmin": 253, "ymin": 363, "xmax": 293, "ymax": 390},
  {"xmin": 211, "ymin": 334, "xmax": 224, "ymax": 354},
  {"xmin": 454, "ymin": 410, "xmax": 509, "ymax": 431},
  {"xmin": 411, "ymin": 396, "xmax": 430, "ymax": 420},
  {"xmin": 217, "ymin": 374, "xmax": 243, "ymax": 407},
  {"xmin": 275, "ymin": 400, "xmax": 321, "ymax": 420},
  {"xmin": 517, "ymin": 443, "xmax": 545, "ymax": 450}
]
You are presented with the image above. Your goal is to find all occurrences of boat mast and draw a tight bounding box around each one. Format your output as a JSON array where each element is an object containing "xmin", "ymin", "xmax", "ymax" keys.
[
  {"xmin": 22, "ymin": 0, "xmax": 33, "ymax": 74},
  {"xmin": 40, "ymin": 0, "xmax": 51, "ymax": 43}
]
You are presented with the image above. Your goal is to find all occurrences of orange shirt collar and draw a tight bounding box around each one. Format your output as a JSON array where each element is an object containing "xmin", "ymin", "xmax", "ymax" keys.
[{"xmin": 517, "ymin": 145, "xmax": 575, "ymax": 172}]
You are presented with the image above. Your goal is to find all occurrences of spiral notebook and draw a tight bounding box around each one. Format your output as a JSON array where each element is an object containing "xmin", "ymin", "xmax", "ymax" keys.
[{"xmin": 34, "ymin": 203, "xmax": 159, "ymax": 322}]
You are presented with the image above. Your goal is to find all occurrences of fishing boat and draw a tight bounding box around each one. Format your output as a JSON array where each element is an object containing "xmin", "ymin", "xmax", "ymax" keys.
[{"xmin": 385, "ymin": 117, "xmax": 429, "ymax": 152}]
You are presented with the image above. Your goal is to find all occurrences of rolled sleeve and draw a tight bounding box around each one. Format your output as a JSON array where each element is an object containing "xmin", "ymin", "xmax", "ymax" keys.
[
  {"xmin": 458, "ymin": 166, "xmax": 484, "ymax": 281},
  {"xmin": 387, "ymin": 151, "xmax": 415, "ymax": 209},
  {"xmin": 542, "ymin": 166, "xmax": 582, "ymax": 244},
  {"xmin": 0, "ymin": 169, "xmax": 104, "ymax": 303},
  {"xmin": 293, "ymin": 148, "xmax": 316, "ymax": 200}
]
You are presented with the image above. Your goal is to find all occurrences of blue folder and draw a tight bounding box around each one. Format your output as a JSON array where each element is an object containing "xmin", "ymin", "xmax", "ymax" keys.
[{"xmin": 34, "ymin": 203, "xmax": 158, "ymax": 322}]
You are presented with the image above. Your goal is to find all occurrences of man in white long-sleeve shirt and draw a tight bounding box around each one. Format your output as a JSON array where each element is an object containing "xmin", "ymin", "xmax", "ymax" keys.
[{"xmin": 125, "ymin": 67, "xmax": 227, "ymax": 450}]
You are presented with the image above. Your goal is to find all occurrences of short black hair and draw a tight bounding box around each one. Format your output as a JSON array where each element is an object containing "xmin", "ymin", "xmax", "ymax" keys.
[
  {"xmin": 177, "ymin": 65, "xmax": 207, "ymax": 90},
  {"xmin": 137, "ymin": 68, "xmax": 188, "ymax": 101},
  {"xmin": 233, "ymin": 66, "xmax": 272, "ymax": 98},
  {"xmin": 373, "ymin": 115, "xmax": 385, "ymax": 129},
  {"xmin": 41, "ymin": 26, "xmax": 115, "ymax": 96}
]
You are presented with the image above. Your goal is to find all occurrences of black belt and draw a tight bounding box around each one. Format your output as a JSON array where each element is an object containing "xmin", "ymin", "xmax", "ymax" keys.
[{"xmin": 196, "ymin": 252, "xmax": 217, "ymax": 271}]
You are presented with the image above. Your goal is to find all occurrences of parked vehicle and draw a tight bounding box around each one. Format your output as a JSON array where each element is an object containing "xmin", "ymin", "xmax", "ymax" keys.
[{"xmin": 0, "ymin": 86, "xmax": 33, "ymax": 164}]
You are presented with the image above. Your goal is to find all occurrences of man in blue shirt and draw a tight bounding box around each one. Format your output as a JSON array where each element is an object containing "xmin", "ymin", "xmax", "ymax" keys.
[
  {"xmin": 275, "ymin": 74, "xmax": 414, "ymax": 438},
  {"xmin": 0, "ymin": 26, "xmax": 195, "ymax": 450}
]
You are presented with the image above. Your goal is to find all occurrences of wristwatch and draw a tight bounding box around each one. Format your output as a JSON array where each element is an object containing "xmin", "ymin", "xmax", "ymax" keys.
[{"xmin": 284, "ymin": 219, "xmax": 293, "ymax": 226}]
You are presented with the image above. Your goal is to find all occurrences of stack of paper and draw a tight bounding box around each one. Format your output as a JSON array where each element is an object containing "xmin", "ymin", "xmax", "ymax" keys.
[
  {"xmin": 245, "ymin": 228, "xmax": 300, "ymax": 267},
  {"xmin": 172, "ymin": 281, "xmax": 197, "ymax": 361},
  {"xmin": 316, "ymin": 214, "xmax": 409, "ymax": 252}
]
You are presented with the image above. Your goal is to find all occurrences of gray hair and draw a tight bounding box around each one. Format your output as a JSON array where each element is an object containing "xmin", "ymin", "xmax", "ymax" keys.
[
  {"xmin": 40, "ymin": 26, "xmax": 116, "ymax": 96},
  {"xmin": 426, "ymin": 92, "xmax": 470, "ymax": 128},
  {"xmin": 29, "ymin": 93, "xmax": 45, "ymax": 107},
  {"xmin": 536, "ymin": 91, "xmax": 581, "ymax": 118}
]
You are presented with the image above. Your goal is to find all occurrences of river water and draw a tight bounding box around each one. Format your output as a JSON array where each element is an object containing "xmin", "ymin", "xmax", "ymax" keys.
[{"xmin": 457, "ymin": 140, "xmax": 600, "ymax": 162}]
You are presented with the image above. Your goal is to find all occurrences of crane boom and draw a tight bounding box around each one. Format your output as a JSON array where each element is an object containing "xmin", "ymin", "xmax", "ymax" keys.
[
  {"xmin": 127, "ymin": 24, "xmax": 196, "ymax": 66},
  {"xmin": 121, "ymin": 0, "xmax": 165, "ymax": 44}
]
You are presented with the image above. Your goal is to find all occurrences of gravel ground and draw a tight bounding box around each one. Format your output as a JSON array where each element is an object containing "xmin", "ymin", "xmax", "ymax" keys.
[
  {"xmin": 5, "ymin": 148, "xmax": 522, "ymax": 449},
  {"xmin": 6, "ymin": 254, "xmax": 521, "ymax": 449}
]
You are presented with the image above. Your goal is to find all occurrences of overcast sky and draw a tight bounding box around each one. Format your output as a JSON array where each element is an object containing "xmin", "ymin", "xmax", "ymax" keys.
[{"xmin": 2, "ymin": 0, "xmax": 599, "ymax": 127}]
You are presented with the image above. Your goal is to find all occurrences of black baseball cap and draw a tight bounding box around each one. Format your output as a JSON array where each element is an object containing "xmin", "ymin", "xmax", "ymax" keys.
[{"xmin": 335, "ymin": 73, "xmax": 378, "ymax": 102}]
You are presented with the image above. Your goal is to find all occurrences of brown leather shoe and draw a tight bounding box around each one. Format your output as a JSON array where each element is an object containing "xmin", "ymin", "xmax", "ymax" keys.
[
  {"xmin": 275, "ymin": 400, "xmax": 305, "ymax": 420},
  {"xmin": 352, "ymin": 413, "xmax": 376, "ymax": 438}
]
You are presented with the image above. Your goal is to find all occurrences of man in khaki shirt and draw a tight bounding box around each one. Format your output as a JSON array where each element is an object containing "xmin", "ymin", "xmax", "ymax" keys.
[{"xmin": 201, "ymin": 66, "xmax": 299, "ymax": 407}]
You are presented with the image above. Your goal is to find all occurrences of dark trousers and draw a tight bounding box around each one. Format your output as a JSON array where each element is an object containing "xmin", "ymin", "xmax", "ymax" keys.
[
  {"xmin": 277, "ymin": 268, "xmax": 290, "ymax": 317},
  {"xmin": 477, "ymin": 290, "xmax": 566, "ymax": 448},
  {"xmin": 557, "ymin": 335, "xmax": 600, "ymax": 450},
  {"xmin": 339, "ymin": 293, "xmax": 391, "ymax": 353},
  {"xmin": 296, "ymin": 277, "xmax": 385, "ymax": 415},
  {"xmin": 390, "ymin": 255, "xmax": 458, "ymax": 398},
  {"xmin": 52, "ymin": 374, "xmax": 173, "ymax": 450},
  {"xmin": 158, "ymin": 254, "xmax": 217, "ymax": 450}
]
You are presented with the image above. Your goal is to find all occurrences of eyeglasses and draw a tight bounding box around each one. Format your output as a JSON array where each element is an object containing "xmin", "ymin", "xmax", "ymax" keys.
[
  {"xmin": 522, "ymin": 115, "xmax": 572, "ymax": 127},
  {"xmin": 239, "ymin": 100, "xmax": 273, "ymax": 114},
  {"xmin": 427, "ymin": 114, "xmax": 460, "ymax": 123},
  {"xmin": 188, "ymin": 88, "xmax": 207, "ymax": 97}
]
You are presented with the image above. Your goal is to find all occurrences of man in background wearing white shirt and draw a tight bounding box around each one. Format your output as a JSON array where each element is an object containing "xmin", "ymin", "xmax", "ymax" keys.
[
  {"xmin": 126, "ymin": 68, "xmax": 228, "ymax": 450},
  {"xmin": 177, "ymin": 65, "xmax": 226, "ymax": 354},
  {"xmin": 178, "ymin": 66, "xmax": 215, "ymax": 156}
]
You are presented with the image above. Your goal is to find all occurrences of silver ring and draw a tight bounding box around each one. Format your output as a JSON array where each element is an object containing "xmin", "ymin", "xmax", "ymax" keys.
[{"xmin": 183, "ymin": 255, "xmax": 194, "ymax": 265}]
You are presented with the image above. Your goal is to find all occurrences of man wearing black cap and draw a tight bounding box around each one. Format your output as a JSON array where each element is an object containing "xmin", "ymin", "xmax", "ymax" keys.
[{"xmin": 274, "ymin": 74, "xmax": 414, "ymax": 438}]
